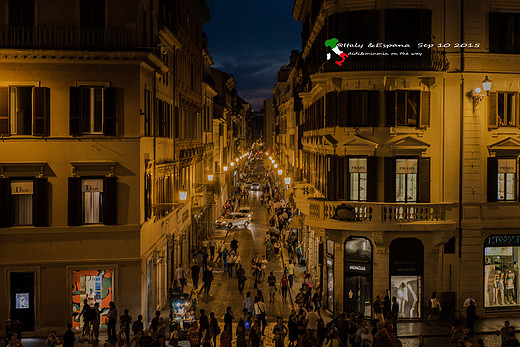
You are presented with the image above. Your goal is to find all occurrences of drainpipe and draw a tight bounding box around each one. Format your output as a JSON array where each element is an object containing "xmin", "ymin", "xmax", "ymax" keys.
[{"xmin": 458, "ymin": 0, "xmax": 464, "ymax": 259}]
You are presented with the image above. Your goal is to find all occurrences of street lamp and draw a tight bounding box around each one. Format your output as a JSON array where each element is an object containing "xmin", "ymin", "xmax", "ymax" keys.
[
  {"xmin": 230, "ymin": 162, "xmax": 234, "ymax": 167},
  {"xmin": 284, "ymin": 177, "xmax": 291, "ymax": 185},
  {"xmin": 235, "ymin": 158, "xmax": 239, "ymax": 162},
  {"xmin": 274, "ymin": 164, "xmax": 278, "ymax": 168},
  {"xmin": 179, "ymin": 189, "xmax": 188, "ymax": 201},
  {"xmin": 473, "ymin": 76, "xmax": 493, "ymax": 112},
  {"xmin": 271, "ymin": 160, "xmax": 275, "ymax": 164},
  {"xmin": 208, "ymin": 174, "xmax": 214, "ymax": 182},
  {"xmin": 278, "ymin": 169, "xmax": 283, "ymax": 175},
  {"xmin": 223, "ymin": 166, "xmax": 228, "ymax": 172}
]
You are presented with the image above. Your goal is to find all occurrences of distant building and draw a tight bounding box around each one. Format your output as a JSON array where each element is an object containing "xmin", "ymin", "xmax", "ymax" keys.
[{"xmin": 263, "ymin": 98, "xmax": 274, "ymax": 149}]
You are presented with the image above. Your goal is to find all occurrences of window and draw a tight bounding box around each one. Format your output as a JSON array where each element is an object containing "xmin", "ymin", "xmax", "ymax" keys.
[
  {"xmin": 490, "ymin": 13, "xmax": 520, "ymax": 54},
  {"xmin": 80, "ymin": 0, "xmax": 105, "ymax": 28},
  {"xmin": 144, "ymin": 170, "xmax": 152, "ymax": 221},
  {"xmin": 498, "ymin": 92, "xmax": 517, "ymax": 127},
  {"xmin": 386, "ymin": 91, "xmax": 429, "ymax": 127},
  {"xmin": 82, "ymin": 179, "xmax": 103, "ymax": 224},
  {"xmin": 348, "ymin": 158, "xmax": 367, "ymax": 201},
  {"xmin": 0, "ymin": 177, "xmax": 48, "ymax": 227},
  {"xmin": 11, "ymin": 180, "xmax": 33, "ymax": 225},
  {"xmin": 484, "ymin": 241, "xmax": 520, "ymax": 307},
  {"xmin": 498, "ymin": 159, "xmax": 517, "ymax": 201},
  {"xmin": 347, "ymin": 91, "xmax": 379, "ymax": 127},
  {"xmin": 69, "ymin": 86, "xmax": 117, "ymax": 136},
  {"xmin": 0, "ymin": 87, "xmax": 50, "ymax": 136},
  {"xmin": 395, "ymin": 158, "xmax": 418, "ymax": 202}
]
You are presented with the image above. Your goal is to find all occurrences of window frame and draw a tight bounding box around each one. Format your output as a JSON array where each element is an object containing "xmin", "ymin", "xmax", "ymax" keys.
[
  {"xmin": 347, "ymin": 156, "xmax": 368, "ymax": 202},
  {"xmin": 497, "ymin": 157, "xmax": 517, "ymax": 201},
  {"xmin": 395, "ymin": 157, "xmax": 419, "ymax": 203}
]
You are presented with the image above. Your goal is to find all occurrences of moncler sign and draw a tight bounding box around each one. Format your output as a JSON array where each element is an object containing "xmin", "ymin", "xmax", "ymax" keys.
[
  {"xmin": 82, "ymin": 179, "xmax": 103, "ymax": 193},
  {"xmin": 11, "ymin": 181, "xmax": 33, "ymax": 195}
]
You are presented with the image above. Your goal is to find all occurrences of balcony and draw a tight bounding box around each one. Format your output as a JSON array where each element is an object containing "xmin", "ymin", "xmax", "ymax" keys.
[
  {"xmin": 0, "ymin": 26, "xmax": 140, "ymax": 51},
  {"xmin": 306, "ymin": 200, "xmax": 458, "ymax": 231},
  {"xmin": 317, "ymin": 48, "xmax": 449, "ymax": 72}
]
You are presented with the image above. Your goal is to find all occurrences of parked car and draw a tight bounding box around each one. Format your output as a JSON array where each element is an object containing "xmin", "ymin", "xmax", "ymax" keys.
[
  {"xmin": 251, "ymin": 183, "xmax": 261, "ymax": 191},
  {"xmin": 215, "ymin": 213, "xmax": 251, "ymax": 229}
]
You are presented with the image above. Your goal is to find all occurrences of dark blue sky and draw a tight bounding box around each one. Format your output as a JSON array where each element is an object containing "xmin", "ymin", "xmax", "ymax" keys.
[{"xmin": 204, "ymin": 0, "xmax": 302, "ymax": 111}]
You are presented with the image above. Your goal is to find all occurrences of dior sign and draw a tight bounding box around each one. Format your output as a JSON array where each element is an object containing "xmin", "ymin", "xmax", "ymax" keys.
[{"xmin": 11, "ymin": 181, "xmax": 33, "ymax": 195}]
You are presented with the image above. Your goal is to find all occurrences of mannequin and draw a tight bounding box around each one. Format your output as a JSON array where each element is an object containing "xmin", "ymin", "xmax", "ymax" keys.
[
  {"xmin": 395, "ymin": 280, "xmax": 418, "ymax": 318},
  {"xmin": 495, "ymin": 272, "xmax": 501, "ymax": 305},
  {"xmin": 506, "ymin": 269, "xmax": 516, "ymax": 305},
  {"xmin": 500, "ymin": 272, "xmax": 506, "ymax": 305}
]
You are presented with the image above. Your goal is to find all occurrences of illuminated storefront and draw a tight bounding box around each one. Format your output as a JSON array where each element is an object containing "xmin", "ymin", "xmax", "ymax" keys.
[
  {"xmin": 344, "ymin": 237, "xmax": 372, "ymax": 317},
  {"xmin": 325, "ymin": 240, "xmax": 334, "ymax": 313},
  {"xmin": 484, "ymin": 236, "xmax": 520, "ymax": 308},
  {"xmin": 71, "ymin": 268, "xmax": 114, "ymax": 329}
]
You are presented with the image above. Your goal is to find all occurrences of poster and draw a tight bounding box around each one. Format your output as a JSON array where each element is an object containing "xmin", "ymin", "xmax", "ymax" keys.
[
  {"xmin": 71, "ymin": 269, "xmax": 113, "ymax": 329},
  {"xmin": 15, "ymin": 293, "xmax": 30, "ymax": 309}
]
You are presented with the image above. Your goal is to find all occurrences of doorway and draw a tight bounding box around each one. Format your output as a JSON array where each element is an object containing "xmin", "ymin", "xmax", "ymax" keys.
[{"xmin": 10, "ymin": 271, "xmax": 35, "ymax": 332}]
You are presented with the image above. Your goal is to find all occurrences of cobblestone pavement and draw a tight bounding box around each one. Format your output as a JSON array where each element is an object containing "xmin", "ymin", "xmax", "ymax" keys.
[{"xmin": 400, "ymin": 334, "xmax": 501, "ymax": 347}]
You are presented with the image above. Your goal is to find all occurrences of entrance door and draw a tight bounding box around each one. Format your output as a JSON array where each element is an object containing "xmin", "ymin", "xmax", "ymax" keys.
[
  {"xmin": 10, "ymin": 272, "xmax": 35, "ymax": 331},
  {"xmin": 345, "ymin": 275, "xmax": 371, "ymax": 317}
]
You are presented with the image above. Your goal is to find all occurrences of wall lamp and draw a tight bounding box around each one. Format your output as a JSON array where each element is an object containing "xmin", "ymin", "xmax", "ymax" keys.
[{"xmin": 473, "ymin": 76, "xmax": 492, "ymax": 112}]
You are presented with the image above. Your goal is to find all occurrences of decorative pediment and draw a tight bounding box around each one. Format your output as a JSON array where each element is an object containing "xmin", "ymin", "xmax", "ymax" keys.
[
  {"xmin": 339, "ymin": 135, "xmax": 378, "ymax": 156},
  {"xmin": 488, "ymin": 137, "xmax": 520, "ymax": 156},
  {"xmin": 385, "ymin": 136, "xmax": 430, "ymax": 155}
]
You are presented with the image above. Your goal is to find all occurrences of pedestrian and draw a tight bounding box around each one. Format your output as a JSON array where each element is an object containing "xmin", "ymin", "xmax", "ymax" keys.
[
  {"xmin": 236, "ymin": 319, "xmax": 247, "ymax": 347},
  {"xmin": 78, "ymin": 299, "xmax": 92, "ymax": 332},
  {"xmin": 426, "ymin": 292, "xmax": 442, "ymax": 324},
  {"xmin": 249, "ymin": 321, "xmax": 262, "ymax": 347},
  {"xmin": 230, "ymin": 238, "xmax": 239, "ymax": 252},
  {"xmin": 224, "ymin": 307, "xmax": 234, "ymax": 339},
  {"xmin": 151, "ymin": 310, "xmax": 161, "ymax": 334},
  {"xmin": 209, "ymin": 312, "xmax": 220, "ymax": 347},
  {"xmin": 383, "ymin": 289, "xmax": 391, "ymax": 319},
  {"xmin": 496, "ymin": 320, "xmax": 511, "ymax": 347},
  {"xmin": 244, "ymin": 291, "xmax": 254, "ymax": 316},
  {"xmin": 176, "ymin": 264, "xmax": 186, "ymax": 290},
  {"xmin": 236, "ymin": 264, "xmax": 246, "ymax": 294},
  {"xmin": 191, "ymin": 263, "xmax": 201, "ymax": 289},
  {"xmin": 296, "ymin": 244, "xmax": 302, "ymax": 264},
  {"xmin": 268, "ymin": 271, "xmax": 277, "ymax": 303},
  {"xmin": 218, "ymin": 241, "xmax": 225, "ymax": 263},
  {"xmin": 272, "ymin": 317, "xmax": 288, "ymax": 347},
  {"xmin": 390, "ymin": 296, "xmax": 398, "ymax": 336},
  {"xmin": 132, "ymin": 315, "xmax": 144, "ymax": 337},
  {"xmin": 220, "ymin": 324, "xmax": 232, "ymax": 347},
  {"xmin": 187, "ymin": 321, "xmax": 200, "ymax": 347},
  {"xmin": 463, "ymin": 295, "xmax": 476, "ymax": 309},
  {"xmin": 62, "ymin": 324, "xmax": 75, "ymax": 347},
  {"xmin": 170, "ymin": 326, "xmax": 179, "ymax": 347},
  {"xmin": 373, "ymin": 295, "xmax": 384, "ymax": 322},
  {"xmin": 227, "ymin": 250, "xmax": 235, "ymax": 277},
  {"xmin": 466, "ymin": 300, "xmax": 477, "ymax": 335},
  {"xmin": 106, "ymin": 301, "xmax": 118, "ymax": 343},
  {"xmin": 202, "ymin": 249, "xmax": 208, "ymax": 271},
  {"xmin": 306, "ymin": 305, "xmax": 318, "ymax": 339},
  {"xmin": 202, "ymin": 267, "xmax": 213, "ymax": 294},
  {"xmin": 91, "ymin": 302, "xmax": 101, "ymax": 342},
  {"xmin": 45, "ymin": 331, "xmax": 61, "ymax": 347},
  {"xmin": 254, "ymin": 298, "xmax": 268, "ymax": 335},
  {"xmin": 451, "ymin": 320, "xmax": 465, "ymax": 347},
  {"xmin": 209, "ymin": 238, "xmax": 216, "ymax": 260},
  {"xmin": 280, "ymin": 274, "xmax": 289, "ymax": 302},
  {"xmin": 222, "ymin": 247, "xmax": 228, "ymax": 271},
  {"xmin": 287, "ymin": 260, "xmax": 295, "ymax": 287},
  {"xmin": 120, "ymin": 308, "xmax": 132, "ymax": 342},
  {"xmin": 265, "ymin": 237, "xmax": 272, "ymax": 260},
  {"xmin": 418, "ymin": 334, "xmax": 427, "ymax": 347},
  {"xmin": 361, "ymin": 326, "xmax": 373, "ymax": 347}
]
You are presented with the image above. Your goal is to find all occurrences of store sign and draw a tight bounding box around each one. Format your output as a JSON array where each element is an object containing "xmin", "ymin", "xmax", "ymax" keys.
[
  {"xmin": 499, "ymin": 159, "xmax": 516, "ymax": 173},
  {"xmin": 346, "ymin": 262, "xmax": 370, "ymax": 273},
  {"xmin": 349, "ymin": 158, "xmax": 367, "ymax": 173},
  {"xmin": 396, "ymin": 159, "xmax": 417, "ymax": 174},
  {"xmin": 82, "ymin": 179, "xmax": 103, "ymax": 193},
  {"xmin": 390, "ymin": 263, "xmax": 422, "ymax": 275},
  {"xmin": 485, "ymin": 235, "xmax": 520, "ymax": 247},
  {"xmin": 11, "ymin": 181, "xmax": 33, "ymax": 195},
  {"xmin": 327, "ymin": 240, "xmax": 335, "ymax": 255}
]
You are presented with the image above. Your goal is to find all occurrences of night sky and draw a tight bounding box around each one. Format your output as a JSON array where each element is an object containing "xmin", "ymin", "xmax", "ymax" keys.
[{"xmin": 204, "ymin": 0, "xmax": 302, "ymax": 112}]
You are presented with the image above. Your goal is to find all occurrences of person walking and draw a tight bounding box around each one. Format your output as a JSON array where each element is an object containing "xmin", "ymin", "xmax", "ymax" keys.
[
  {"xmin": 227, "ymin": 250, "xmax": 235, "ymax": 278},
  {"xmin": 243, "ymin": 291, "xmax": 254, "ymax": 317},
  {"xmin": 236, "ymin": 319, "xmax": 247, "ymax": 347},
  {"xmin": 268, "ymin": 271, "xmax": 277, "ymax": 303},
  {"xmin": 62, "ymin": 324, "xmax": 75, "ymax": 347},
  {"xmin": 466, "ymin": 300, "xmax": 477, "ymax": 335},
  {"xmin": 426, "ymin": 292, "xmax": 442, "ymax": 324},
  {"xmin": 107, "ymin": 301, "xmax": 118, "ymax": 343},
  {"xmin": 209, "ymin": 238, "xmax": 216, "ymax": 261},
  {"xmin": 224, "ymin": 307, "xmax": 234, "ymax": 339},
  {"xmin": 236, "ymin": 264, "xmax": 246, "ymax": 294},
  {"xmin": 288, "ymin": 309, "xmax": 298, "ymax": 347},
  {"xmin": 280, "ymin": 274, "xmax": 289, "ymax": 302},
  {"xmin": 373, "ymin": 295, "xmax": 384, "ymax": 322},
  {"xmin": 390, "ymin": 296, "xmax": 399, "ymax": 336},
  {"xmin": 78, "ymin": 299, "xmax": 92, "ymax": 332},
  {"xmin": 120, "ymin": 309, "xmax": 132, "ymax": 343},
  {"xmin": 202, "ymin": 267, "xmax": 214, "ymax": 294},
  {"xmin": 91, "ymin": 302, "xmax": 101, "ymax": 343},
  {"xmin": 287, "ymin": 260, "xmax": 295, "ymax": 288},
  {"xmin": 202, "ymin": 249, "xmax": 209, "ymax": 271},
  {"xmin": 176, "ymin": 264, "xmax": 186, "ymax": 290},
  {"xmin": 209, "ymin": 312, "xmax": 221, "ymax": 347},
  {"xmin": 191, "ymin": 263, "xmax": 201, "ymax": 289},
  {"xmin": 272, "ymin": 317, "xmax": 288, "ymax": 347},
  {"xmin": 254, "ymin": 298, "xmax": 268, "ymax": 335},
  {"xmin": 265, "ymin": 237, "xmax": 272, "ymax": 261},
  {"xmin": 383, "ymin": 289, "xmax": 391, "ymax": 319},
  {"xmin": 132, "ymin": 315, "xmax": 144, "ymax": 337},
  {"xmin": 220, "ymin": 325, "xmax": 232, "ymax": 347}
]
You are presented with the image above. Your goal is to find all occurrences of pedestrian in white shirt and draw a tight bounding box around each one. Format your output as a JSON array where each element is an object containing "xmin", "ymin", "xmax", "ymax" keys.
[
  {"xmin": 305, "ymin": 305, "xmax": 318, "ymax": 339},
  {"xmin": 175, "ymin": 264, "xmax": 186, "ymax": 289}
]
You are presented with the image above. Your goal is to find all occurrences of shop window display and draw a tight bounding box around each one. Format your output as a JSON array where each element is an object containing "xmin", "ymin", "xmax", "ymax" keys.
[
  {"xmin": 484, "ymin": 247, "xmax": 518, "ymax": 307},
  {"xmin": 390, "ymin": 276, "xmax": 421, "ymax": 318}
]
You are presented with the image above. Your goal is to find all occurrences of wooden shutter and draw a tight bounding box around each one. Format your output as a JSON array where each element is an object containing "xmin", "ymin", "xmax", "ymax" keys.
[
  {"xmin": 385, "ymin": 91, "xmax": 396, "ymax": 127},
  {"xmin": 33, "ymin": 87, "xmax": 50, "ymax": 136},
  {"xmin": 103, "ymin": 87, "xmax": 117, "ymax": 136},
  {"xmin": 367, "ymin": 156, "xmax": 378, "ymax": 202},
  {"xmin": 339, "ymin": 91, "xmax": 347, "ymax": 127},
  {"xmin": 69, "ymin": 87, "xmax": 82, "ymax": 135},
  {"xmin": 384, "ymin": 157, "xmax": 396, "ymax": 202},
  {"xmin": 68, "ymin": 177, "xmax": 82, "ymax": 226},
  {"xmin": 515, "ymin": 93, "xmax": 520, "ymax": 128},
  {"xmin": 418, "ymin": 157, "xmax": 431, "ymax": 203},
  {"xmin": 489, "ymin": 13, "xmax": 500, "ymax": 53},
  {"xmin": 419, "ymin": 91, "xmax": 430, "ymax": 128},
  {"xmin": 488, "ymin": 91, "xmax": 498, "ymax": 129},
  {"xmin": 32, "ymin": 177, "xmax": 48, "ymax": 227},
  {"xmin": 103, "ymin": 176, "xmax": 118, "ymax": 225},
  {"xmin": 487, "ymin": 157, "xmax": 498, "ymax": 202},
  {"xmin": 0, "ymin": 87, "xmax": 9, "ymax": 135},
  {"xmin": 338, "ymin": 156, "xmax": 345, "ymax": 200},
  {"xmin": 0, "ymin": 178, "xmax": 12, "ymax": 227},
  {"xmin": 367, "ymin": 91, "xmax": 379, "ymax": 127}
]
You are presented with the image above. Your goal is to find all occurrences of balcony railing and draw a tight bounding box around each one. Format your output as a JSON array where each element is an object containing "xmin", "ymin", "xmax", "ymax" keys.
[
  {"xmin": 317, "ymin": 48, "xmax": 449, "ymax": 72},
  {"xmin": 0, "ymin": 26, "xmax": 140, "ymax": 50},
  {"xmin": 309, "ymin": 200, "xmax": 457, "ymax": 223}
]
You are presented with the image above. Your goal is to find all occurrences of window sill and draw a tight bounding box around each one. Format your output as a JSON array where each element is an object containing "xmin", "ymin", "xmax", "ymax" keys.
[
  {"xmin": 390, "ymin": 127, "xmax": 426, "ymax": 137},
  {"xmin": 491, "ymin": 128, "xmax": 520, "ymax": 137}
]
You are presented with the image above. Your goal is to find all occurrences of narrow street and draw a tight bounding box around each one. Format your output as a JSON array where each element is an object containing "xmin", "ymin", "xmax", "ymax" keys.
[{"xmin": 198, "ymin": 188, "xmax": 290, "ymax": 322}]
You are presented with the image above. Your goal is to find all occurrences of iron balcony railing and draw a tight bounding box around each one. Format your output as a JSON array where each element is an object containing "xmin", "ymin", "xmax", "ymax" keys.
[{"xmin": 0, "ymin": 26, "xmax": 141, "ymax": 50}]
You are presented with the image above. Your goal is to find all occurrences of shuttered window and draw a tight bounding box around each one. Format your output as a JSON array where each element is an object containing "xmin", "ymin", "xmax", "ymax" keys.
[
  {"xmin": 69, "ymin": 86, "xmax": 117, "ymax": 136},
  {"xmin": 68, "ymin": 176, "xmax": 117, "ymax": 226},
  {"xmin": 0, "ymin": 177, "xmax": 48, "ymax": 228},
  {"xmin": 384, "ymin": 157, "xmax": 430, "ymax": 203},
  {"xmin": 386, "ymin": 90, "xmax": 430, "ymax": 128}
]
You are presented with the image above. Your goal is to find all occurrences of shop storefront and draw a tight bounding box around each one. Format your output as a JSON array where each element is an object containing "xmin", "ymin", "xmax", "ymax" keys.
[
  {"xmin": 389, "ymin": 238, "xmax": 424, "ymax": 319},
  {"xmin": 70, "ymin": 268, "xmax": 114, "ymax": 329},
  {"xmin": 9, "ymin": 270, "xmax": 36, "ymax": 332},
  {"xmin": 325, "ymin": 240, "xmax": 334, "ymax": 313},
  {"xmin": 484, "ymin": 235, "xmax": 520, "ymax": 308},
  {"xmin": 344, "ymin": 237, "xmax": 372, "ymax": 317}
]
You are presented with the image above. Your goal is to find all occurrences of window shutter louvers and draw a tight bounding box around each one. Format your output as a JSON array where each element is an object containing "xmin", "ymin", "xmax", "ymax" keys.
[
  {"xmin": 385, "ymin": 91, "xmax": 396, "ymax": 127},
  {"xmin": 103, "ymin": 87, "xmax": 117, "ymax": 136},
  {"xmin": 418, "ymin": 157, "xmax": 431, "ymax": 203},
  {"xmin": 0, "ymin": 178, "xmax": 12, "ymax": 227},
  {"xmin": 68, "ymin": 177, "xmax": 82, "ymax": 226},
  {"xmin": 487, "ymin": 157, "xmax": 498, "ymax": 202},
  {"xmin": 103, "ymin": 176, "xmax": 118, "ymax": 225},
  {"xmin": 339, "ymin": 91, "xmax": 347, "ymax": 127},
  {"xmin": 33, "ymin": 87, "xmax": 50, "ymax": 136},
  {"xmin": 419, "ymin": 91, "xmax": 430, "ymax": 128},
  {"xmin": 367, "ymin": 91, "xmax": 379, "ymax": 127},
  {"xmin": 489, "ymin": 13, "xmax": 500, "ymax": 53},
  {"xmin": 367, "ymin": 156, "xmax": 378, "ymax": 202},
  {"xmin": 488, "ymin": 92, "xmax": 498, "ymax": 129},
  {"xmin": 33, "ymin": 177, "xmax": 48, "ymax": 227},
  {"xmin": 69, "ymin": 87, "xmax": 82, "ymax": 135},
  {"xmin": 515, "ymin": 93, "xmax": 520, "ymax": 129},
  {"xmin": 0, "ymin": 87, "xmax": 9, "ymax": 135},
  {"xmin": 384, "ymin": 157, "xmax": 396, "ymax": 202}
]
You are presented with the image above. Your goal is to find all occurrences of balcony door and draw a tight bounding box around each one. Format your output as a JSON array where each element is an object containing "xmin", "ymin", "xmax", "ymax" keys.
[{"xmin": 8, "ymin": 0, "xmax": 34, "ymax": 26}]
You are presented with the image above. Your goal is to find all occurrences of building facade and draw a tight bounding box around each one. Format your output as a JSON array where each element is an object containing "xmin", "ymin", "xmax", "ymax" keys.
[{"xmin": 274, "ymin": 0, "xmax": 520, "ymax": 319}]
